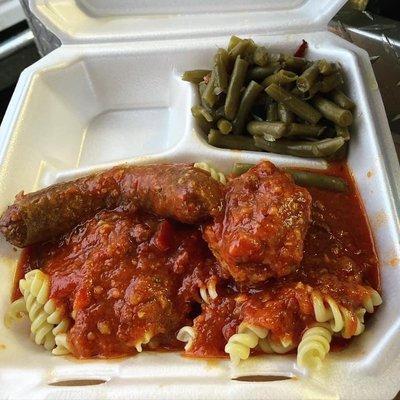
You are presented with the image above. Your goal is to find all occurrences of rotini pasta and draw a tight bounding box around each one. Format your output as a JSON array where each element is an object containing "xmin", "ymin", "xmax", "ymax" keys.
[
  {"xmin": 193, "ymin": 162, "xmax": 226, "ymax": 184},
  {"xmin": 6, "ymin": 269, "xmax": 71, "ymax": 355},
  {"xmin": 224, "ymin": 323, "xmax": 268, "ymax": 365},
  {"xmin": 134, "ymin": 331, "xmax": 154, "ymax": 352},
  {"xmin": 311, "ymin": 289, "xmax": 381, "ymax": 339},
  {"xmin": 297, "ymin": 324, "xmax": 333, "ymax": 370},
  {"xmin": 177, "ymin": 326, "xmax": 196, "ymax": 351},
  {"xmin": 199, "ymin": 279, "xmax": 218, "ymax": 304},
  {"xmin": 258, "ymin": 335, "xmax": 296, "ymax": 355}
]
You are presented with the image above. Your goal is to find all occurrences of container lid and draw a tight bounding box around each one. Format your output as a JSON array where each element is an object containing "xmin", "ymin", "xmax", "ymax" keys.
[{"xmin": 30, "ymin": 0, "xmax": 346, "ymax": 44}]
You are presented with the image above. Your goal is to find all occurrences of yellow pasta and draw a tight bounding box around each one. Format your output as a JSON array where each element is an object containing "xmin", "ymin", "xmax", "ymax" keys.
[
  {"xmin": 134, "ymin": 331, "xmax": 154, "ymax": 352},
  {"xmin": 177, "ymin": 326, "xmax": 196, "ymax": 351},
  {"xmin": 297, "ymin": 324, "xmax": 333, "ymax": 370},
  {"xmin": 259, "ymin": 335, "xmax": 296, "ymax": 354},
  {"xmin": 193, "ymin": 162, "xmax": 226, "ymax": 184},
  {"xmin": 199, "ymin": 278, "xmax": 218, "ymax": 304},
  {"xmin": 6, "ymin": 269, "xmax": 71, "ymax": 355},
  {"xmin": 224, "ymin": 323, "xmax": 268, "ymax": 365}
]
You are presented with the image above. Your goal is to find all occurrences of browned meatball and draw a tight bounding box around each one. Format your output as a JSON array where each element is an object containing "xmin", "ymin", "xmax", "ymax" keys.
[{"xmin": 203, "ymin": 161, "xmax": 312, "ymax": 284}]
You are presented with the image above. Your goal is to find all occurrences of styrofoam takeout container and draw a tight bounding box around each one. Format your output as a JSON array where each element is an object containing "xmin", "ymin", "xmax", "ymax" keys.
[{"xmin": 0, "ymin": 0, "xmax": 399, "ymax": 399}]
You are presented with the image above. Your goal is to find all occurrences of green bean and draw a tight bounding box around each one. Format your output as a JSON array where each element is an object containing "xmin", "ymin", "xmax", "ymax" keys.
[
  {"xmin": 285, "ymin": 123, "xmax": 325, "ymax": 137},
  {"xmin": 320, "ymin": 71, "xmax": 343, "ymax": 93},
  {"xmin": 214, "ymin": 52, "xmax": 229, "ymax": 94},
  {"xmin": 284, "ymin": 169, "xmax": 348, "ymax": 192},
  {"xmin": 247, "ymin": 121, "xmax": 288, "ymax": 140},
  {"xmin": 329, "ymin": 89, "xmax": 355, "ymax": 110},
  {"xmin": 283, "ymin": 55, "xmax": 308, "ymax": 71},
  {"xmin": 297, "ymin": 63, "xmax": 320, "ymax": 93},
  {"xmin": 318, "ymin": 60, "xmax": 337, "ymax": 75},
  {"xmin": 247, "ymin": 64, "xmax": 280, "ymax": 81},
  {"xmin": 312, "ymin": 96, "xmax": 353, "ymax": 127},
  {"xmin": 232, "ymin": 81, "xmax": 264, "ymax": 135},
  {"xmin": 224, "ymin": 56, "xmax": 249, "ymax": 120},
  {"xmin": 217, "ymin": 119, "xmax": 233, "ymax": 134},
  {"xmin": 232, "ymin": 163, "xmax": 254, "ymax": 175},
  {"xmin": 262, "ymin": 69, "xmax": 298, "ymax": 87},
  {"xmin": 254, "ymin": 136, "xmax": 345, "ymax": 158},
  {"xmin": 182, "ymin": 69, "xmax": 211, "ymax": 84},
  {"xmin": 202, "ymin": 70, "xmax": 218, "ymax": 108},
  {"xmin": 191, "ymin": 105, "xmax": 214, "ymax": 122},
  {"xmin": 270, "ymin": 53, "xmax": 284, "ymax": 63},
  {"xmin": 252, "ymin": 46, "xmax": 269, "ymax": 66},
  {"xmin": 266, "ymin": 83, "xmax": 322, "ymax": 124},
  {"xmin": 192, "ymin": 113, "xmax": 212, "ymax": 133},
  {"xmin": 229, "ymin": 39, "xmax": 252, "ymax": 59},
  {"xmin": 198, "ymin": 81, "xmax": 206, "ymax": 97},
  {"xmin": 266, "ymin": 102, "xmax": 279, "ymax": 122},
  {"xmin": 305, "ymin": 81, "xmax": 322, "ymax": 99},
  {"xmin": 278, "ymin": 103, "xmax": 295, "ymax": 123},
  {"xmin": 335, "ymin": 125, "xmax": 350, "ymax": 141},
  {"xmin": 329, "ymin": 142, "xmax": 348, "ymax": 160},
  {"xmin": 208, "ymin": 130, "xmax": 261, "ymax": 151},
  {"xmin": 227, "ymin": 35, "xmax": 242, "ymax": 52}
]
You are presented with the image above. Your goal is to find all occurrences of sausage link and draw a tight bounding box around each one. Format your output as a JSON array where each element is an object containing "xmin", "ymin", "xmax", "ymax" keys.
[{"xmin": 0, "ymin": 164, "xmax": 224, "ymax": 247}]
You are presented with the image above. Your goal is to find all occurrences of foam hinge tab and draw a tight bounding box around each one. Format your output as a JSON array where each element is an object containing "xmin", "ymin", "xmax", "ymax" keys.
[{"xmin": 48, "ymin": 378, "xmax": 108, "ymax": 387}]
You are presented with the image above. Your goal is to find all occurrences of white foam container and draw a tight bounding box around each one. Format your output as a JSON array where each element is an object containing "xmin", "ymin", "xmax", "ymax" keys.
[{"xmin": 0, "ymin": 1, "xmax": 399, "ymax": 399}]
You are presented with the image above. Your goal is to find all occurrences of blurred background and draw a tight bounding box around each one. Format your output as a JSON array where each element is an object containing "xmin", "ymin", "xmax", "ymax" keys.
[{"xmin": 0, "ymin": 0, "xmax": 399, "ymax": 154}]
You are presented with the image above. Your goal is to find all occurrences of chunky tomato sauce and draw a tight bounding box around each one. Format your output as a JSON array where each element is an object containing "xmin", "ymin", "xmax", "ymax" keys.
[{"xmin": 14, "ymin": 162, "xmax": 379, "ymax": 359}]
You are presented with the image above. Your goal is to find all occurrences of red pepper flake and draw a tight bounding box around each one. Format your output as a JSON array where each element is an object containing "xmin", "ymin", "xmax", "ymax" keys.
[{"xmin": 294, "ymin": 40, "xmax": 308, "ymax": 57}]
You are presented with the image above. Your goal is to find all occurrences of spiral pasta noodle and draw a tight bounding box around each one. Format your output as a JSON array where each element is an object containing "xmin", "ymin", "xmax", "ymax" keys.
[
  {"xmin": 311, "ymin": 288, "xmax": 381, "ymax": 339},
  {"xmin": 177, "ymin": 326, "xmax": 196, "ymax": 351},
  {"xmin": 6, "ymin": 269, "xmax": 72, "ymax": 355},
  {"xmin": 199, "ymin": 279, "xmax": 218, "ymax": 304},
  {"xmin": 193, "ymin": 162, "xmax": 226, "ymax": 184},
  {"xmin": 224, "ymin": 323, "xmax": 268, "ymax": 365},
  {"xmin": 297, "ymin": 324, "xmax": 333, "ymax": 370},
  {"xmin": 134, "ymin": 331, "xmax": 154, "ymax": 352},
  {"xmin": 258, "ymin": 335, "xmax": 296, "ymax": 354}
]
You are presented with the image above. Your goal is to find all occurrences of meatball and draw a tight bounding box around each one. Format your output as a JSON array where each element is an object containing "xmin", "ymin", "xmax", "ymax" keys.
[{"xmin": 203, "ymin": 161, "xmax": 312, "ymax": 284}]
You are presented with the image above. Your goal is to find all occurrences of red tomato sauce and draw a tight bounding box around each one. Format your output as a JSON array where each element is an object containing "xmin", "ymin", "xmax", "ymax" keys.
[{"xmin": 13, "ymin": 162, "xmax": 379, "ymax": 359}]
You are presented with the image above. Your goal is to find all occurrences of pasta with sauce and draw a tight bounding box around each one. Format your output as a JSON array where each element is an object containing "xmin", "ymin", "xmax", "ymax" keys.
[{"xmin": 1, "ymin": 161, "xmax": 382, "ymax": 372}]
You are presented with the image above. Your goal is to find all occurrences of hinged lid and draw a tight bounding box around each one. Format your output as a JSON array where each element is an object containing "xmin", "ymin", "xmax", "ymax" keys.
[{"xmin": 30, "ymin": 0, "xmax": 346, "ymax": 44}]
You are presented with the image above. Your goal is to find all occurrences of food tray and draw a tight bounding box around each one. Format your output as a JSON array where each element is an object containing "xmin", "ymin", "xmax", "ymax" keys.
[{"xmin": 0, "ymin": 0, "xmax": 399, "ymax": 399}]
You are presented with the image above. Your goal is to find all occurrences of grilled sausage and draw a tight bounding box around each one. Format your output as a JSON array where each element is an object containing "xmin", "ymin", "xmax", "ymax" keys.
[{"xmin": 0, "ymin": 164, "xmax": 224, "ymax": 247}]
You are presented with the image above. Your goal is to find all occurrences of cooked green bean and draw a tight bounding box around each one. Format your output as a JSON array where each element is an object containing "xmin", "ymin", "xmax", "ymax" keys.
[
  {"xmin": 224, "ymin": 56, "xmax": 249, "ymax": 120},
  {"xmin": 191, "ymin": 105, "xmax": 214, "ymax": 122},
  {"xmin": 285, "ymin": 123, "xmax": 325, "ymax": 137},
  {"xmin": 305, "ymin": 81, "xmax": 322, "ymax": 99},
  {"xmin": 335, "ymin": 125, "xmax": 350, "ymax": 141},
  {"xmin": 312, "ymin": 96, "xmax": 353, "ymax": 127},
  {"xmin": 270, "ymin": 53, "xmax": 284, "ymax": 63},
  {"xmin": 297, "ymin": 63, "xmax": 320, "ymax": 93},
  {"xmin": 318, "ymin": 60, "xmax": 337, "ymax": 75},
  {"xmin": 214, "ymin": 52, "xmax": 229, "ymax": 94},
  {"xmin": 215, "ymin": 105, "xmax": 225, "ymax": 118},
  {"xmin": 208, "ymin": 130, "xmax": 261, "ymax": 151},
  {"xmin": 217, "ymin": 119, "xmax": 233, "ymax": 134},
  {"xmin": 227, "ymin": 35, "xmax": 242, "ymax": 52},
  {"xmin": 229, "ymin": 39, "xmax": 252, "ymax": 59},
  {"xmin": 202, "ymin": 70, "xmax": 218, "ymax": 108},
  {"xmin": 254, "ymin": 136, "xmax": 345, "ymax": 158},
  {"xmin": 320, "ymin": 71, "xmax": 343, "ymax": 93},
  {"xmin": 329, "ymin": 141, "xmax": 348, "ymax": 160},
  {"xmin": 278, "ymin": 103, "xmax": 295, "ymax": 123},
  {"xmin": 284, "ymin": 169, "xmax": 348, "ymax": 192},
  {"xmin": 262, "ymin": 69, "xmax": 298, "ymax": 87},
  {"xmin": 247, "ymin": 64, "xmax": 280, "ymax": 81},
  {"xmin": 232, "ymin": 163, "xmax": 254, "ymax": 175},
  {"xmin": 199, "ymin": 81, "xmax": 206, "ymax": 96},
  {"xmin": 252, "ymin": 46, "xmax": 269, "ymax": 66},
  {"xmin": 232, "ymin": 80, "xmax": 264, "ymax": 135},
  {"xmin": 247, "ymin": 121, "xmax": 288, "ymax": 140},
  {"xmin": 283, "ymin": 56, "xmax": 308, "ymax": 71},
  {"xmin": 192, "ymin": 113, "xmax": 212, "ymax": 133},
  {"xmin": 330, "ymin": 89, "xmax": 355, "ymax": 110},
  {"xmin": 182, "ymin": 70, "xmax": 211, "ymax": 84},
  {"xmin": 266, "ymin": 83, "xmax": 322, "ymax": 124},
  {"xmin": 266, "ymin": 102, "xmax": 279, "ymax": 122}
]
